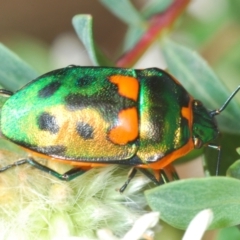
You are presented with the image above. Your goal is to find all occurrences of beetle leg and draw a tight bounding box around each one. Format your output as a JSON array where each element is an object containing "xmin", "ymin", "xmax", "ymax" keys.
[
  {"xmin": 0, "ymin": 89, "xmax": 14, "ymax": 97},
  {"xmin": 61, "ymin": 167, "xmax": 86, "ymax": 181},
  {"xmin": 26, "ymin": 158, "xmax": 86, "ymax": 180},
  {"xmin": 171, "ymin": 170, "xmax": 180, "ymax": 180},
  {"xmin": 138, "ymin": 168, "xmax": 163, "ymax": 185},
  {"xmin": 139, "ymin": 165, "xmax": 179, "ymax": 185},
  {"xmin": 163, "ymin": 164, "xmax": 179, "ymax": 181},
  {"xmin": 140, "ymin": 168, "xmax": 171, "ymax": 184},
  {"xmin": 0, "ymin": 157, "xmax": 86, "ymax": 181},
  {"xmin": 207, "ymin": 144, "xmax": 221, "ymax": 175},
  {"xmin": 119, "ymin": 167, "xmax": 137, "ymax": 193},
  {"xmin": 160, "ymin": 169, "xmax": 170, "ymax": 183},
  {"xmin": 0, "ymin": 159, "xmax": 29, "ymax": 172}
]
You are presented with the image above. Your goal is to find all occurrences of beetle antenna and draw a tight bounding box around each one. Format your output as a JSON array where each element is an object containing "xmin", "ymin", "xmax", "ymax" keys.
[
  {"xmin": 210, "ymin": 86, "xmax": 240, "ymax": 117},
  {"xmin": 0, "ymin": 89, "xmax": 14, "ymax": 97}
]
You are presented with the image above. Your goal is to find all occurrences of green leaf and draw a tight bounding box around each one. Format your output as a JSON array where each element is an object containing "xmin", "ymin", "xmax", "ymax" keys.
[
  {"xmin": 141, "ymin": 0, "xmax": 173, "ymax": 19},
  {"xmin": 229, "ymin": 0, "xmax": 240, "ymax": 21},
  {"xmin": 216, "ymin": 226, "xmax": 240, "ymax": 240},
  {"xmin": 123, "ymin": 25, "xmax": 146, "ymax": 52},
  {"xmin": 236, "ymin": 147, "xmax": 240, "ymax": 155},
  {"xmin": 214, "ymin": 40, "xmax": 240, "ymax": 93},
  {"xmin": 0, "ymin": 44, "xmax": 38, "ymax": 91},
  {"xmin": 0, "ymin": 95, "xmax": 9, "ymax": 108},
  {"xmin": 145, "ymin": 177, "xmax": 240, "ymax": 229},
  {"xmin": 226, "ymin": 159, "xmax": 240, "ymax": 179},
  {"xmin": 99, "ymin": 0, "xmax": 144, "ymax": 25},
  {"xmin": 72, "ymin": 15, "xmax": 112, "ymax": 66},
  {"xmin": 3, "ymin": 35, "xmax": 51, "ymax": 74},
  {"xmin": 162, "ymin": 39, "xmax": 240, "ymax": 134}
]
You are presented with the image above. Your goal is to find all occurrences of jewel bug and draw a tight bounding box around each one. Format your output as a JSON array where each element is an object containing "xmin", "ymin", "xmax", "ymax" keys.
[{"xmin": 0, "ymin": 66, "xmax": 239, "ymax": 191}]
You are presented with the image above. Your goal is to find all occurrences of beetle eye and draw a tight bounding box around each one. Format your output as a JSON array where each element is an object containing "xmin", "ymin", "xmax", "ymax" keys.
[
  {"xmin": 193, "ymin": 137, "xmax": 203, "ymax": 149},
  {"xmin": 193, "ymin": 100, "xmax": 203, "ymax": 107}
]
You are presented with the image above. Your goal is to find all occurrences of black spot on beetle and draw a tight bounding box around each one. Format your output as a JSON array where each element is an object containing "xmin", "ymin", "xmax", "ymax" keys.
[
  {"xmin": 38, "ymin": 112, "xmax": 59, "ymax": 134},
  {"xmin": 76, "ymin": 122, "xmax": 94, "ymax": 140},
  {"xmin": 38, "ymin": 81, "xmax": 61, "ymax": 98},
  {"xmin": 179, "ymin": 92, "xmax": 190, "ymax": 107},
  {"xmin": 76, "ymin": 76, "xmax": 94, "ymax": 88}
]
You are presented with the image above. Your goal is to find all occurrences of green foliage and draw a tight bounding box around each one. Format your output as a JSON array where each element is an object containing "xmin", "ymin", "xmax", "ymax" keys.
[
  {"xmin": 2, "ymin": 35, "xmax": 51, "ymax": 74},
  {"xmin": 216, "ymin": 226, "xmax": 240, "ymax": 240},
  {"xmin": 162, "ymin": 39, "xmax": 240, "ymax": 134},
  {"xmin": 0, "ymin": 44, "xmax": 38, "ymax": 91},
  {"xmin": 145, "ymin": 177, "xmax": 240, "ymax": 229},
  {"xmin": 72, "ymin": 15, "xmax": 112, "ymax": 66},
  {"xmin": 141, "ymin": 0, "xmax": 173, "ymax": 19},
  {"xmin": 227, "ymin": 159, "xmax": 240, "ymax": 179},
  {"xmin": 99, "ymin": 0, "xmax": 144, "ymax": 25},
  {"xmin": 215, "ymin": 40, "xmax": 240, "ymax": 92},
  {"xmin": 226, "ymin": 148, "xmax": 240, "ymax": 179}
]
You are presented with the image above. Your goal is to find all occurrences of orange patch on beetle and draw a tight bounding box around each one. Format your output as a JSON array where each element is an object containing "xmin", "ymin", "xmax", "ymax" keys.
[
  {"xmin": 108, "ymin": 107, "xmax": 138, "ymax": 145},
  {"xmin": 181, "ymin": 106, "xmax": 191, "ymax": 120},
  {"xmin": 109, "ymin": 75, "xmax": 139, "ymax": 101}
]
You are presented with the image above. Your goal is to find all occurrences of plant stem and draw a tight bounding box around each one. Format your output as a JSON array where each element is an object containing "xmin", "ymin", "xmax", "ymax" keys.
[{"xmin": 116, "ymin": 0, "xmax": 191, "ymax": 68}]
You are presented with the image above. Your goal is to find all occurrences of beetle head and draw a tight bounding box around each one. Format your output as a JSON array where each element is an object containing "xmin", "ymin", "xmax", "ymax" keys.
[{"xmin": 192, "ymin": 100, "xmax": 219, "ymax": 148}]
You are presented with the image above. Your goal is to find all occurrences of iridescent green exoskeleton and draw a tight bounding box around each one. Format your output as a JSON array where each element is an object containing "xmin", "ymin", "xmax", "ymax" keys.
[{"xmin": 0, "ymin": 66, "xmax": 239, "ymax": 191}]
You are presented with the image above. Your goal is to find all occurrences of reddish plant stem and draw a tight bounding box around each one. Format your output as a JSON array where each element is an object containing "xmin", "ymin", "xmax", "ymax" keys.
[{"xmin": 116, "ymin": 0, "xmax": 191, "ymax": 68}]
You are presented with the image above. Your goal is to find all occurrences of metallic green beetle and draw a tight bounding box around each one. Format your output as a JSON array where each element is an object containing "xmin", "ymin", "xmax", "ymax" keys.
[{"xmin": 0, "ymin": 66, "xmax": 238, "ymax": 190}]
